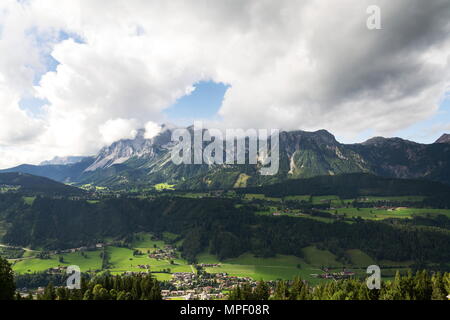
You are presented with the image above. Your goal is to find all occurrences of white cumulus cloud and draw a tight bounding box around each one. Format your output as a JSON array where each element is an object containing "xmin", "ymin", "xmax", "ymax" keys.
[
  {"xmin": 0, "ymin": 0, "xmax": 449, "ymax": 168},
  {"xmin": 99, "ymin": 118, "xmax": 138, "ymax": 145},
  {"xmin": 144, "ymin": 121, "xmax": 162, "ymax": 140}
]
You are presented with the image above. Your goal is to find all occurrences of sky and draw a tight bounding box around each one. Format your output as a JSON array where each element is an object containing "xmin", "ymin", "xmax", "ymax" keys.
[{"xmin": 0, "ymin": 0, "xmax": 449, "ymax": 169}]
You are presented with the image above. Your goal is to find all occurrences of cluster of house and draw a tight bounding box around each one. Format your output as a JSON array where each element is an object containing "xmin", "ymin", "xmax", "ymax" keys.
[
  {"xmin": 172, "ymin": 272, "xmax": 196, "ymax": 283},
  {"xmin": 213, "ymin": 273, "xmax": 256, "ymax": 290},
  {"xmin": 272, "ymin": 211, "xmax": 300, "ymax": 217},
  {"xmin": 0, "ymin": 184, "xmax": 20, "ymax": 193},
  {"xmin": 354, "ymin": 206, "xmax": 409, "ymax": 212},
  {"xmin": 385, "ymin": 206, "xmax": 408, "ymax": 212},
  {"xmin": 311, "ymin": 269, "xmax": 356, "ymax": 280},
  {"xmin": 161, "ymin": 289, "xmax": 225, "ymax": 300},
  {"xmin": 148, "ymin": 245, "xmax": 177, "ymax": 260},
  {"xmin": 164, "ymin": 271, "xmax": 256, "ymax": 300},
  {"xmin": 48, "ymin": 243, "xmax": 105, "ymax": 255},
  {"xmin": 47, "ymin": 266, "xmax": 68, "ymax": 274},
  {"xmin": 123, "ymin": 271, "xmax": 150, "ymax": 276},
  {"xmin": 199, "ymin": 263, "xmax": 221, "ymax": 268}
]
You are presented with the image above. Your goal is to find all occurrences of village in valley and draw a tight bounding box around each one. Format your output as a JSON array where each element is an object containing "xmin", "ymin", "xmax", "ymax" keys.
[
  {"xmin": 5, "ymin": 233, "xmax": 286, "ymax": 300},
  {"xmin": 2, "ymin": 188, "xmax": 449, "ymax": 301},
  {"xmin": 4, "ymin": 188, "xmax": 446, "ymax": 300}
]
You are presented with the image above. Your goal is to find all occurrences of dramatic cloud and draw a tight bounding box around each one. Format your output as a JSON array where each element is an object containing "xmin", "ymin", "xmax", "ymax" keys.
[
  {"xmin": 144, "ymin": 121, "xmax": 162, "ymax": 140},
  {"xmin": 99, "ymin": 118, "xmax": 138, "ymax": 145},
  {"xmin": 0, "ymin": 0, "xmax": 449, "ymax": 168}
]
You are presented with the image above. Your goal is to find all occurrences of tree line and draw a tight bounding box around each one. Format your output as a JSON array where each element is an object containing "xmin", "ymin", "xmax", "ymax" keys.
[{"xmin": 229, "ymin": 270, "xmax": 450, "ymax": 300}]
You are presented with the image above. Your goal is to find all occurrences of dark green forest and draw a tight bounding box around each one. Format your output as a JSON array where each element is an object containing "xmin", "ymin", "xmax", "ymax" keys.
[
  {"xmin": 0, "ymin": 172, "xmax": 83, "ymax": 196},
  {"xmin": 237, "ymin": 173, "xmax": 450, "ymax": 201},
  {"xmin": 2, "ymin": 194, "xmax": 450, "ymax": 266}
]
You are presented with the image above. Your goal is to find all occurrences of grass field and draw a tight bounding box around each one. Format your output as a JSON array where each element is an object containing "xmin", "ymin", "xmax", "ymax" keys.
[
  {"xmin": 107, "ymin": 246, "xmax": 192, "ymax": 280},
  {"xmin": 195, "ymin": 246, "xmax": 369, "ymax": 284},
  {"xmin": 197, "ymin": 252, "xmax": 326, "ymax": 284},
  {"xmin": 284, "ymin": 195, "xmax": 311, "ymax": 202},
  {"xmin": 355, "ymin": 196, "xmax": 425, "ymax": 202},
  {"xmin": 244, "ymin": 194, "xmax": 282, "ymax": 202},
  {"xmin": 233, "ymin": 174, "xmax": 251, "ymax": 188},
  {"xmin": 256, "ymin": 204, "xmax": 450, "ymax": 222},
  {"xmin": 154, "ymin": 183, "xmax": 175, "ymax": 191},
  {"xmin": 10, "ymin": 231, "xmax": 188, "ymax": 279},
  {"xmin": 12, "ymin": 250, "xmax": 103, "ymax": 273},
  {"xmin": 23, "ymin": 196, "xmax": 36, "ymax": 205},
  {"xmin": 130, "ymin": 232, "xmax": 181, "ymax": 249},
  {"xmin": 311, "ymin": 195, "xmax": 340, "ymax": 205},
  {"xmin": 328, "ymin": 207, "xmax": 450, "ymax": 220},
  {"xmin": 0, "ymin": 186, "xmax": 20, "ymax": 192},
  {"xmin": 79, "ymin": 184, "xmax": 108, "ymax": 191},
  {"xmin": 131, "ymin": 233, "xmax": 166, "ymax": 250},
  {"xmin": 255, "ymin": 206, "xmax": 283, "ymax": 216},
  {"xmin": 10, "ymin": 229, "xmax": 414, "ymax": 284},
  {"xmin": 256, "ymin": 208, "xmax": 336, "ymax": 223},
  {"xmin": 346, "ymin": 249, "xmax": 376, "ymax": 267},
  {"xmin": 302, "ymin": 246, "xmax": 343, "ymax": 267},
  {"xmin": 180, "ymin": 192, "xmax": 209, "ymax": 199}
]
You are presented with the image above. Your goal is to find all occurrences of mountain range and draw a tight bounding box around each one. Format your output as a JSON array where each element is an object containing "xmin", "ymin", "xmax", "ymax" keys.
[
  {"xmin": 1, "ymin": 125, "xmax": 450, "ymax": 190},
  {"xmin": 39, "ymin": 156, "xmax": 89, "ymax": 166}
]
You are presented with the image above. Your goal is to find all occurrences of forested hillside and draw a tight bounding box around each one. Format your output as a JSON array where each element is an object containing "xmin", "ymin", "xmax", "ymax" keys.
[
  {"xmin": 0, "ymin": 173, "xmax": 84, "ymax": 196},
  {"xmin": 2, "ymin": 195, "xmax": 450, "ymax": 266},
  {"xmin": 238, "ymin": 173, "xmax": 450, "ymax": 200}
]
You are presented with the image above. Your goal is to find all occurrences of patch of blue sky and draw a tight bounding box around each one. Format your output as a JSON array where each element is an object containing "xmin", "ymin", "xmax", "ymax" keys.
[
  {"xmin": 393, "ymin": 93, "xmax": 450, "ymax": 143},
  {"xmin": 58, "ymin": 30, "xmax": 85, "ymax": 44},
  {"xmin": 164, "ymin": 81, "xmax": 230, "ymax": 126},
  {"xmin": 19, "ymin": 96, "xmax": 49, "ymax": 117},
  {"xmin": 25, "ymin": 28, "xmax": 85, "ymax": 84},
  {"xmin": 20, "ymin": 28, "xmax": 85, "ymax": 115}
]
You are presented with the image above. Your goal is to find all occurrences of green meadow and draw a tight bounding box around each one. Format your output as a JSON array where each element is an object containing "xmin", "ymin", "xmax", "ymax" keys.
[
  {"xmin": 346, "ymin": 249, "xmax": 376, "ymax": 267},
  {"xmin": 9, "ymin": 229, "xmax": 414, "ymax": 284},
  {"xmin": 195, "ymin": 246, "xmax": 379, "ymax": 285},
  {"xmin": 107, "ymin": 246, "xmax": 192, "ymax": 280},
  {"xmin": 355, "ymin": 196, "xmax": 425, "ymax": 202},
  {"xmin": 23, "ymin": 196, "xmax": 36, "ymax": 205},
  {"xmin": 197, "ymin": 252, "xmax": 324, "ymax": 284},
  {"xmin": 311, "ymin": 195, "xmax": 340, "ymax": 205},
  {"xmin": 327, "ymin": 207, "xmax": 450, "ymax": 220},
  {"xmin": 12, "ymin": 250, "xmax": 103, "ymax": 274},
  {"xmin": 283, "ymin": 195, "xmax": 311, "ymax": 202},
  {"xmin": 154, "ymin": 183, "xmax": 175, "ymax": 191},
  {"xmin": 244, "ymin": 194, "xmax": 282, "ymax": 202},
  {"xmin": 233, "ymin": 173, "xmax": 251, "ymax": 188}
]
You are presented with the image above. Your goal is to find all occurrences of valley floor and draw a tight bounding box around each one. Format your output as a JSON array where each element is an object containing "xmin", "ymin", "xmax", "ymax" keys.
[{"xmin": 6, "ymin": 232, "xmax": 419, "ymax": 300}]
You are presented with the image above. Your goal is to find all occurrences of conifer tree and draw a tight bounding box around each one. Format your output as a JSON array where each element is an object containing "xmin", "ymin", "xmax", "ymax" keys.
[
  {"xmin": 0, "ymin": 257, "xmax": 15, "ymax": 300},
  {"xmin": 254, "ymin": 280, "xmax": 270, "ymax": 300}
]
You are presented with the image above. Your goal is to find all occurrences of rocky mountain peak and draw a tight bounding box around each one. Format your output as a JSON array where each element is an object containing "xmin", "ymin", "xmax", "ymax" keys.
[
  {"xmin": 435, "ymin": 134, "xmax": 450, "ymax": 144},
  {"xmin": 84, "ymin": 124, "xmax": 175, "ymax": 172},
  {"xmin": 281, "ymin": 129, "xmax": 338, "ymax": 147},
  {"xmin": 361, "ymin": 136, "xmax": 418, "ymax": 147},
  {"xmin": 40, "ymin": 156, "xmax": 88, "ymax": 166}
]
